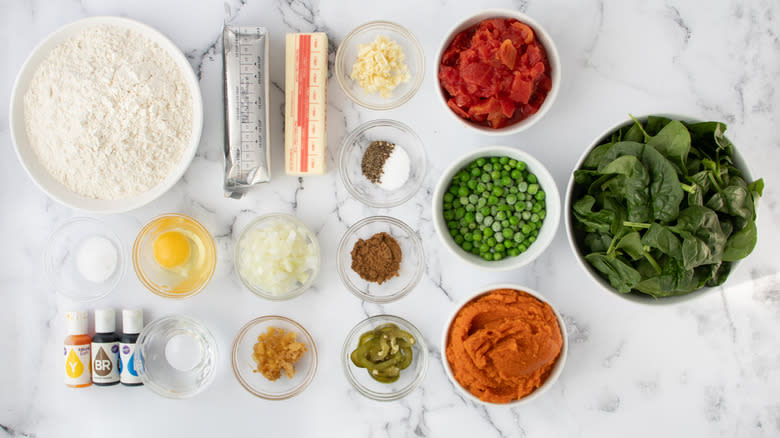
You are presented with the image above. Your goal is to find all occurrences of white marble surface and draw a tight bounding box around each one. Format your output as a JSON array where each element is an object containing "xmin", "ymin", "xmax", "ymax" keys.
[{"xmin": 1, "ymin": 0, "xmax": 779, "ymax": 436}]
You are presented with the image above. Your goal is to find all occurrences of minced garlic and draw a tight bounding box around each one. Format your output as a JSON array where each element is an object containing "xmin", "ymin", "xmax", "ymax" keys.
[{"xmin": 350, "ymin": 35, "xmax": 411, "ymax": 98}]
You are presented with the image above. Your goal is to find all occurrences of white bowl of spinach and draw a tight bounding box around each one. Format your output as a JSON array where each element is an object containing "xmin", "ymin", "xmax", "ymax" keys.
[{"xmin": 565, "ymin": 115, "xmax": 764, "ymax": 303}]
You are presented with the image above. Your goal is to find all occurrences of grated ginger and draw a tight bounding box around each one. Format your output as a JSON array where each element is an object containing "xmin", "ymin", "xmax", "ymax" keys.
[
  {"xmin": 252, "ymin": 326, "xmax": 307, "ymax": 381},
  {"xmin": 350, "ymin": 35, "xmax": 411, "ymax": 98}
]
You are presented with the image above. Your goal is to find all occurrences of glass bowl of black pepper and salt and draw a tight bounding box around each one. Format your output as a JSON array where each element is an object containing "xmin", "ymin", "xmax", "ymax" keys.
[
  {"xmin": 339, "ymin": 119, "xmax": 427, "ymax": 208},
  {"xmin": 337, "ymin": 216, "xmax": 424, "ymax": 303}
]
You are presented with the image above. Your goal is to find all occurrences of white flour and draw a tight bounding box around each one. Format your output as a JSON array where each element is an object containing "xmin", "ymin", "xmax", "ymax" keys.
[{"xmin": 24, "ymin": 25, "xmax": 193, "ymax": 200}]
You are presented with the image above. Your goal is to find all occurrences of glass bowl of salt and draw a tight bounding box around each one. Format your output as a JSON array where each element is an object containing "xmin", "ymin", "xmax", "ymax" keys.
[
  {"xmin": 44, "ymin": 217, "xmax": 126, "ymax": 302},
  {"xmin": 339, "ymin": 119, "xmax": 427, "ymax": 208}
]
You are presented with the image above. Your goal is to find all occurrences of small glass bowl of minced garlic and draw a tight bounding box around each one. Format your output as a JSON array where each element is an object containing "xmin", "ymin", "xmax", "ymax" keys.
[
  {"xmin": 339, "ymin": 119, "xmax": 427, "ymax": 208},
  {"xmin": 335, "ymin": 21, "xmax": 425, "ymax": 110}
]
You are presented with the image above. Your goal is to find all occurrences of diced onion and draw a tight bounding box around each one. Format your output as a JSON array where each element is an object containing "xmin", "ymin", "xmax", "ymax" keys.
[{"xmin": 239, "ymin": 221, "xmax": 317, "ymax": 295}]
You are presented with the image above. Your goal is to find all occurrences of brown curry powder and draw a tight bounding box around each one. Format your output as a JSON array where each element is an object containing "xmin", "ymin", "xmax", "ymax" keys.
[{"xmin": 350, "ymin": 232, "xmax": 402, "ymax": 284}]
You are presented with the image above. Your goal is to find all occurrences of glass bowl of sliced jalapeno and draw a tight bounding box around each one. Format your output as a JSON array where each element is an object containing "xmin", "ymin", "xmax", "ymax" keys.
[{"xmin": 342, "ymin": 314, "xmax": 428, "ymax": 401}]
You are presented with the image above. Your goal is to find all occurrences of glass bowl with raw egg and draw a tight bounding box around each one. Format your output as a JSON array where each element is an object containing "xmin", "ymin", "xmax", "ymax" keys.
[{"xmin": 132, "ymin": 214, "xmax": 217, "ymax": 299}]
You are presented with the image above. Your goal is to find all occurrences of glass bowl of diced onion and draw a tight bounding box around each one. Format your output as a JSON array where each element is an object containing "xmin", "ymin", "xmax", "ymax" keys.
[
  {"xmin": 235, "ymin": 214, "xmax": 321, "ymax": 300},
  {"xmin": 335, "ymin": 21, "xmax": 425, "ymax": 110}
]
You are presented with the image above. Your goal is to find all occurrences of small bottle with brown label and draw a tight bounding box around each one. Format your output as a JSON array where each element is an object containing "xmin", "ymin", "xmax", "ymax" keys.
[
  {"xmin": 91, "ymin": 308, "xmax": 120, "ymax": 386},
  {"xmin": 64, "ymin": 311, "xmax": 91, "ymax": 388}
]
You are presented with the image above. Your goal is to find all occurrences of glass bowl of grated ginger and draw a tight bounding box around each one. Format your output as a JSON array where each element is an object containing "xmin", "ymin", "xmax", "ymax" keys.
[
  {"xmin": 335, "ymin": 21, "xmax": 425, "ymax": 110},
  {"xmin": 231, "ymin": 315, "xmax": 318, "ymax": 400}
]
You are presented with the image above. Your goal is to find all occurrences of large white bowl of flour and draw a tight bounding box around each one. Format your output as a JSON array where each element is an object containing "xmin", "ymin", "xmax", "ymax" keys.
[{"xmin": 9, "ymin": 17, "xmax": 203, "ymax": 213}]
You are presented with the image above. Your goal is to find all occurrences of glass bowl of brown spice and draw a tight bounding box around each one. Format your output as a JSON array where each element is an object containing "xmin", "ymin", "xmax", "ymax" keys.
[
  {"xmin": 337, "ymin": 216, "xmax": 424, "ymax": 303},
  {"xmin": 339, "ymin": 119, "xmax": 427, "ymax": 208},
  {"xmin": 231, "ymin": 315, "xmax": 318, "ymax": 400}
]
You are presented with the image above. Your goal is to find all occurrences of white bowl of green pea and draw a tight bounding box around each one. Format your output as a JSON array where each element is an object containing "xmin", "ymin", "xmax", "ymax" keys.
[{"xmin": 433, "ymin": 146, "xmax": 560, "ymax": 270}]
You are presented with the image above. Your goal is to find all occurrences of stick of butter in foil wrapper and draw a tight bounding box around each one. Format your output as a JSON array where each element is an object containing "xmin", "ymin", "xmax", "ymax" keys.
[{"xmin": 223, "ymin": 26, "xmax": 271, "ymax": 199}]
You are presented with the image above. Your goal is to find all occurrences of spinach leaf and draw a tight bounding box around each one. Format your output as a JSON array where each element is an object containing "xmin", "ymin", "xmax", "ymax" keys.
[
  {"xmin": 623, "ymin": 122, "xmax": 645, "ymax": 143},
  {"xmin": 686, "ymin": 121, "xmax": 733, "ymax": 157},
  {"xmin": 572, "ymin": 195, "xmax": 614, "ymax": 233},
  {"xmin": 647, "ymin": 120, "xmax": 690, "ymax": 172},
  {"xmin": 585, "ymin": 253, "xmax": 642, "ymax": 293},
  {"xmin": 722, "ymin": 221, "xmax": 757, "ymax": 262},
  {"xmin": 599, "ymin": 155, "xmax": 652, "ymax": 222},
  {"xmin": 641, "ymin": 223, "xmax": 682, "ymax": 259},
  {"xmin": 641, "ymin": 145, "xmax": 684, "ymax": 222},
  {"xmin": 584, "ymin": 232, "xmax": 613, "ymax": 253},
  {"xmin": 706, "ymin": 262, "xmax": 732, "ymax": 287},
  {"xmin": 706, "ymin": 182, "xmax": 754, "ymax": 221},
  {"xmin": 672, "ymin": 206, "xmax": 727, "ymax": 268},
  {"xmin": 634, "ymin": 256, "xmax": 702, "ymax": 297},
  {"xmin": 583, "ymin": 142, "xmax": 614, "ymax": 169},
  {"xmin": 645, "ymin": 116, "xmax": 673, "ymax": 136},
  {"xmin": 748, "ymin": 178, "xmax": 765, "ymax": 198},
  {"xmin": 597, "ymin": 141, "xmax": 645, "ymax": 168},
  {"xmin": 616, "ymin": 231, "xmax": 644, "ymax": 261}
]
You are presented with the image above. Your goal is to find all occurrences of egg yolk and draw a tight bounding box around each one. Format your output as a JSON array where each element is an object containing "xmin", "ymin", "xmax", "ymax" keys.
[{"xmin": 153, "ymin": 231, "xmax": 191, "ymax": 269}]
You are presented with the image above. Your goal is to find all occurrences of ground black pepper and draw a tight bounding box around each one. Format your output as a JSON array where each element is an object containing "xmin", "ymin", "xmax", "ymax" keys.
[{"xmin": 361, "ymin": 140, "xmax": 395, "ymax": 184}]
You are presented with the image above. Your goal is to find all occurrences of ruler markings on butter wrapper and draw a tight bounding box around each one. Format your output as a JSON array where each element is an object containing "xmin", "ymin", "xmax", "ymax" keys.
[{"xmin": 285, "ymin": 33, "xmax": 327, "ymax": 175}]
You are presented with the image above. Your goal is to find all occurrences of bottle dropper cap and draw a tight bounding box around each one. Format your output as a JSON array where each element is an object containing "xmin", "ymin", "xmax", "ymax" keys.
[
  {"xmin": 65, "ymin": 311, "xmax": 88, "ymax": 335},
  {"xmin": 122, "ymin": 309, "xmax": 144, "ymax": 334},
  {"xmin": 94, "ymin": 308, "xmax": 116, "ymax": 333}
]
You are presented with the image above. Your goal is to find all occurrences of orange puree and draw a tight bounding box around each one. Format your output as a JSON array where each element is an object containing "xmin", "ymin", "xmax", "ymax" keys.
[{"xmin": 446, "ymin": 288, "xmax": 562, "ymax": 403}]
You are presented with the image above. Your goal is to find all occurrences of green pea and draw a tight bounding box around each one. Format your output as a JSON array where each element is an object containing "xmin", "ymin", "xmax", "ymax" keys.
[
  {"xmin": 527, "ymin": 174, "xmax": 537, "ymax": 183},
  {"xmin": 443, "ymin": 193, "xmax": 454, "ymax": 203},
  {"xmin": 462, "ymin": 241, "xmax": 473, "ymax": 251},
  {"xmin": 527, "ymin": 184, "xmax": 539, "ymax": 195}
]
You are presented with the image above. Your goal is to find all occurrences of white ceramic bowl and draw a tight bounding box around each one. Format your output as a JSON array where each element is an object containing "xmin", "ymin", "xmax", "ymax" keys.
[
  {"xmin": 434, "ymin": 9, "xmax": 561, "ymax": 135},
  {"xmin": 441, "ymin": 284, "xmax": 567, "ymax": 406},
  {"xmin": 432, "ymin": 146, "xmax": 561, "ymax": 271},
  {"xmin": 8, "ymin": 16, "xmax": 203, "ymax": 213},
  {"xmin": 565, "ymin": 114, "xmax": 756, "ymax": 305}
]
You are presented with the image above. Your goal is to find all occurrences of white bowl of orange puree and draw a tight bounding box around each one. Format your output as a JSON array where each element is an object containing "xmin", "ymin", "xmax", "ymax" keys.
[{"xmin": 441, "ymin": 283, "xmax": 567, "ymax": 405}]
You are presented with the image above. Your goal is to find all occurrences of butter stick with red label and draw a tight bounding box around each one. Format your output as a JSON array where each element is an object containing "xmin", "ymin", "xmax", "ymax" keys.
[{"xmin": 285, "ymin": 33, "xmax": 328, "ymax": 175}]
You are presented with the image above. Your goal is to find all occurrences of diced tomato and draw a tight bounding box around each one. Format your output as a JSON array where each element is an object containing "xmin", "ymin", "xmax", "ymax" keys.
[
  {"xmin": 510, "ymin": 21, "xmax": 535, "ymax": 44},
  {"xmin": 497, "ymin": 39, "xmax": 517, "ymax": 69},
  {"xmin": 509, "ymin": 72, "xmax": 533, "ymax": 103},
  {"xmin": 461, "ymin": 62, "xmax": 493, "ymax": 89},
  {"xmin": 447, "ymin": 99, "xmax": 470, "ymax": 118},
  {"xmin": 437, "ymin": 17, "xmax": 552, "ymax": 129}
]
